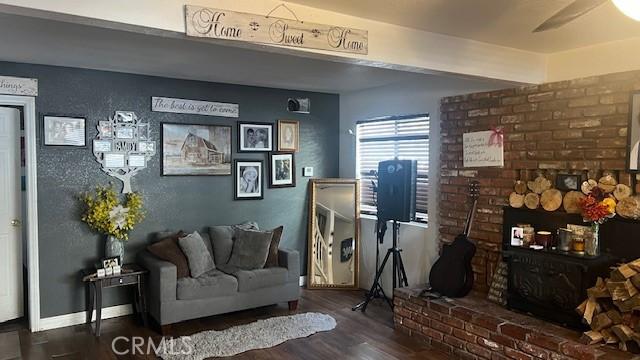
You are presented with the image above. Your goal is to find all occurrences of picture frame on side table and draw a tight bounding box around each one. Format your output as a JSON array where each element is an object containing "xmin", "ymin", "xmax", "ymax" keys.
[
  {"xmin": 42, "ymin": 114, "xmax": 86, "ymax": 147},
  {"xmin": 269, "ymin": 152, "xmax": 296, "ymax": 188},
  {"xmin": 238, "ymin": 122, "xmax": 273, "ymax": 152},
  {"xmin": 161, "ymin": 122, "xmax": 232, "ymax": 176},
  {"xmin": 277, "ymin": 120, "xmax": 299, "ymax": 152},
  {"xmin": 627, "ymin": 92, "xmax": 640, "ymax": 173},
  {"xmin": 235, "ymin": 160, "xmax": 264, "ymax": 200}
]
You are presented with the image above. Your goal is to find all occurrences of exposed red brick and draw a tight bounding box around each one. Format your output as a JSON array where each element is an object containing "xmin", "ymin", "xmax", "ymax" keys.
[
  {"xmin": 517, "ymin": 341, "xmax": 551, "ymax": 359},
  {"xmin": 467, "ymin": 342, "xmax": 493, "ymax": 359},
  {"xmin": 559, "ymin": 341, "xmax": 604, "ymax": 360},
  {"xmin": 526, "ymin": 332, "xmax": 567, "ymax": 352},
  {"xmin": 499, "ymin": 323, "xmax": 530, "ymax": 341},
  {"xmin": 421, "ymin": 326, "xmax": 444, "ymax": 342},
  {"xmin": 454, "ymin": 328, "xmax": 478, "ymax": 343},
  {"xmin": 471, "ymin": 314, "xmax": 504, "ymax": 331},
  {"xmin": 431, "ymin": 319, "xmax": 453, "ymax": 335},
  {"xmin": 504, "ymin": 347, "xmax": 534, "ymax": 360},
  {"xmin": 444, "ymin": 334, "xmax": 467, "ymax": 349}
]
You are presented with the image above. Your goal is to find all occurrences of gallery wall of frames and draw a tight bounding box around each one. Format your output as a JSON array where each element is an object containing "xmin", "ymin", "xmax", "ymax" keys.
[{"xmin": 0, "ymin": 61, "xmax": 339, "ymax": 318}]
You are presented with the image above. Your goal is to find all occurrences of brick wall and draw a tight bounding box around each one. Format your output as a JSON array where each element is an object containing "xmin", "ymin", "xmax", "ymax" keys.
[
  {"xmin": 439, "ymin": 70, "xmax": 640, "ymax": 293},
  {"xmin": 394, "ymin": 288, "xmax": 633, "ymax": 360}
]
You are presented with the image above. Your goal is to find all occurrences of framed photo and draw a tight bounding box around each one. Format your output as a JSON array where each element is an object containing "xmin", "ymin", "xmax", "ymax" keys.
[
  {"xmin": 627, "ymin": 92, "xmax": 640, "ymax": 172},
  {"xmin": 161, "ymin": 123, "xmax": 232, "ymax": 176},
  {"xmin": 510, "ymin": 227, "xmax": 524, "ymax": 246},
  {"xmin": 277, "ymin": 120, "xmax": 299, "ymax": 152},
  {"xmin": 101, "ymin": 256, "xmax": 120, "ymax": 269},
  {"xmin": 238, "ymin": 122, "xmax": 273, "ymax": 152},
  {"xmin": 235, "ymin": 160, "xmax": 264, "ymax": 200},
  {"xmin": 42, "ymin": 115, "xmax": 86, "ymax": 147},
  {"xmin": 97, "ymin": 121, "xmax": 113, "ymax": 138},
  {"xmin": 269, "ymin": 152, "xmax": 296, "ymax": 188},
  {"xmin": 556, "ymin": 174, "xmax": 581, "ymax": 191}
]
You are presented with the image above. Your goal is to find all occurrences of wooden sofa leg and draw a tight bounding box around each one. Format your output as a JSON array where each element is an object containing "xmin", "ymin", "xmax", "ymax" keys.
[
  {"xmin": 160, "ymin": 324, "xmax": 172, "ymax": 336},
  {"xmin": 288, "ymin": 300, "xmax": 299, "ymax": 311}
]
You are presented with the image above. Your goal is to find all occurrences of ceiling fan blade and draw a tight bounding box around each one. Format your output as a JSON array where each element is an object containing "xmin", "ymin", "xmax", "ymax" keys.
[{"xmin": 533, "ymin": 0, "xmax": 608, "ymax": 32}]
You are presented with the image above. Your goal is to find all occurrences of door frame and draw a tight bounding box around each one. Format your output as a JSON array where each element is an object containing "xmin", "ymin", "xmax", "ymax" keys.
[{"xmin": 0, "ymin": 95, "xmax": 39, "ymax": 331}]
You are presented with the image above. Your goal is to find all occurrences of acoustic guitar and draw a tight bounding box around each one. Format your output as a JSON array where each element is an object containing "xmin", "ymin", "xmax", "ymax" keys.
[{"xmin": 428, "ymin": 181, "xmax": 479, "ymax": 298}]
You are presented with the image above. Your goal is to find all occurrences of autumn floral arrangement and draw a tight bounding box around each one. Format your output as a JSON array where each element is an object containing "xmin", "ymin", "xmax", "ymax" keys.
[
  {"xmin": 579, "ymin": 186, "xmax": 617, "ymax": 224},
  {"xmin": 80, "ymin": 185, "xmax": 145, "ymax": 240}
]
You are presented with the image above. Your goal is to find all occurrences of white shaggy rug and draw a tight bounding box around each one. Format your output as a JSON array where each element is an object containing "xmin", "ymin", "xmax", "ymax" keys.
[{"xmin": 157, "ymin": 312, "xmax": 336, "ymax": 360}]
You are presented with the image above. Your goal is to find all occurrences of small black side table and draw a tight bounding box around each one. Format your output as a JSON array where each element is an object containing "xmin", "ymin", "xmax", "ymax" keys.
[{"xmin": 81, "ymin": 264, "xmax": 148, "ymax": 336}]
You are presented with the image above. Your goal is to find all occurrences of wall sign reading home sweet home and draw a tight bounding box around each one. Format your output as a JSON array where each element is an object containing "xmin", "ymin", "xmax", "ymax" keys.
[
  {"xmin": 184, "ymin": 5, "xmax": 368, "ymax": 55},
  {"xmin": 463, "ymin": 129, "xmax": 504, "ymax": 168},
  {"xmin": 0, "ymin": 75, "xmax": 38, "ymax": 96},
  {"xmin": 151, "ymin": 97, "xmax": 239, "ymax": 118}
]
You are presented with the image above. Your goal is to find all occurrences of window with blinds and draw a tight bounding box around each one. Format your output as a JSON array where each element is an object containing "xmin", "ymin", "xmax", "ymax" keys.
[{"xmin": 356, "ymin": 115, "xmax": 429, "ymax": 222}]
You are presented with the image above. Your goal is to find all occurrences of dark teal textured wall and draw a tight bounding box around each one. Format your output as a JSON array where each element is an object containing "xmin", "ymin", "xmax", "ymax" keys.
[{"xmin": 0, "ymin": 62, "xmax": 339, "ymax": 317}]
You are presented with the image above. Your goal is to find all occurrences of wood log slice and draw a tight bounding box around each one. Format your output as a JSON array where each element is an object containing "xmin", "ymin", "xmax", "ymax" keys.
[
  {"xmin": 614, "ymin": 184, "xmax": 633, "ymax": 201},
  {"xmin": 599, "ymin": 175, "xmax": 618, "ymax": 193},
  {"xmin": 563, "ymin": 191, "xmax": 586, "ymax": 214},
  {"xmin": 514, "ymin": 180, "xmax": 528, "ymax": 195},
  {"xmin": 528, "ymin": 176, "xmax": 552, "ymax": 194},
  {"xmin": 617, "ymin": 196, "xmax": 640, "ymax": 220},
  {"xmin": 524, "ymin": 193, "xmax": 540, "ymax": 210},
  {"xmin": 582, "ymin": 179, "xmax": 598, "ymax": 195},
  {"xmin": 541, "ymin": 189, "xmax": 563, "ymax": 212},
  {"xmin": 509, "ymin": 192, "xmax": 525, "ymax": 208}
]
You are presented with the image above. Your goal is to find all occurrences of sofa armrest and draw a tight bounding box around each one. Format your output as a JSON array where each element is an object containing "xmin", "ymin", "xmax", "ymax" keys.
[
  {"xmin": 137, "ymin": 250, "xmax": 177, "ymax": 302},
  {"xmin": 278, "ymin": 248, "xmax": 300, "ymax": 282}
]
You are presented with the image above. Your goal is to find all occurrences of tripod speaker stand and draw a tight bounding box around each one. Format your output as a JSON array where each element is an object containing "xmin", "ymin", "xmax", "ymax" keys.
[{"xmin": 352, "ymin": 220, "xmax": 408, "ymax": 312}]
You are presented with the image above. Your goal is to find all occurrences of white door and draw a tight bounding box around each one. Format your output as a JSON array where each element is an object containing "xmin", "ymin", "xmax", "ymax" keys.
[{"xmin": 0, "ymin": 107, "xmax": 23, "ymax": 323}]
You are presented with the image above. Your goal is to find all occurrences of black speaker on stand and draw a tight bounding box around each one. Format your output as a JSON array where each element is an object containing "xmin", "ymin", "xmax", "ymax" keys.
[{"xmin": 353, "ymin": 159, "xmax": 417, "ymax": 312}]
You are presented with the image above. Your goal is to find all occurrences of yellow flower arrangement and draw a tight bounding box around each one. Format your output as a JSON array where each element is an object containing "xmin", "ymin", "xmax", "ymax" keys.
[{"xmin": 80, "ymin": 186, "xmax": 145, "ymax": 240}]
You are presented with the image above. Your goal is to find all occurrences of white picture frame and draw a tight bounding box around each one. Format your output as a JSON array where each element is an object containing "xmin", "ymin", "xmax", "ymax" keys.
[{"xmin": 104, "ymin": 153, "xmax": 125, "ymax": 168}]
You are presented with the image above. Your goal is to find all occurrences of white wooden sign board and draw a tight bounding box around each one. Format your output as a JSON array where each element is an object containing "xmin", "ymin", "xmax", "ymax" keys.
[
  {"xmin": 463, "ymin": 130, "xmax": 504, "ymax": 167},
  {"xmin": 0, "ymin": 75, "xmax": 38, "ymax": 96},
  {"xmin": 185, "ymin": 5, "xmax": 368, "ymax": 55},
  {"xmin": 151, "ymin": 97, "xmax": 238, "ymax": 118}
]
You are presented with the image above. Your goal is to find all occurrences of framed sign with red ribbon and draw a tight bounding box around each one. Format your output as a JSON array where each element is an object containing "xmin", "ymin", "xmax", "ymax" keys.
[{"xmin": 463, "ymin": 128, "xmax": 504, "ymax": 167}]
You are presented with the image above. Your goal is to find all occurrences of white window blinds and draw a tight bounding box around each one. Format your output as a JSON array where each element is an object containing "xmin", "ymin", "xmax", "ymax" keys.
[{"xmin": 356, "ymin": 115, "xmax": 429, "ymax": 222}]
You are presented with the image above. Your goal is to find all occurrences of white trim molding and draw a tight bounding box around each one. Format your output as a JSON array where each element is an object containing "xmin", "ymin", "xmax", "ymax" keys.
[
  {"xmin": 0, "ymin": 95, "xmax": 39, "ymax": 332},
  {"xmin": 38, "ymin": 304, "xmax": 133, "ymax": 331}
]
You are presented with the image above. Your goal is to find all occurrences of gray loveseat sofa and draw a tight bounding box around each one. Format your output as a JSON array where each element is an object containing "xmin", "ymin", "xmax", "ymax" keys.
[{"xmin": 138, "ymin": 230, "xmax": 300, "ymax": 332}]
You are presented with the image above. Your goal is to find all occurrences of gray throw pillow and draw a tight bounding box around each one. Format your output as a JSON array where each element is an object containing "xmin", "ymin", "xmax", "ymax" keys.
[
  {"xmin": 209, "ymin": 222, "xmax": 259, "ymax": 265},
  {"xmin": 178, "ymin": 231, "xmax": 215, "ymax": 278},
  {"xmin": 227, "ymin": 229, "xmax": 273, "ymax": 270}
]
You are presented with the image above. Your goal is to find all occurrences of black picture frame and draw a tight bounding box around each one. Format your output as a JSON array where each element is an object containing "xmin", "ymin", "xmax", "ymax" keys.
[
  {"xmin": 556, "ymin": 174, "xmax": 581, "ymax": 191},
  {"xmin": 627, "ymin": 91, "xmax": 640, "ymax": 173},
  {"xmin": 101, "ymin": 256, "xmax": 120, "ymax": 269},
  {"xmin": 160, "ymin": 122, "xmax": 232, "ymax": 176},
  {"xmin": 269, "ymin": 152, "xmax": 296, "ymax": 188},
  {"xmin": 234, "ymin": 159, "xmax": 264, "ymax": 200},
  {"xmin": 41, "ymin": 113, "xmax": 87, "ymax": 147},
  {"xmin": 237, "ymin": 122, "xmax": 273, "ymax": 152}
]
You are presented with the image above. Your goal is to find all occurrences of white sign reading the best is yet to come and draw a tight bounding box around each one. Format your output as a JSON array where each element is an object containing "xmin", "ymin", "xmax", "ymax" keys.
[
  {"xmin": 151, "ymin": 97, "xmax": 239, "ymax": 118},
  {"xmin": 463, "ymin": 130, "xmax": 504, "ymax": 168}
]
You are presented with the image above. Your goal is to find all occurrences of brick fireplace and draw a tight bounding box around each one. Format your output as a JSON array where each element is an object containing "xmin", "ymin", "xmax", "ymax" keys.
[{"xmin": 438, "ymin": 70, "xmax": 640, "ymax": 294}]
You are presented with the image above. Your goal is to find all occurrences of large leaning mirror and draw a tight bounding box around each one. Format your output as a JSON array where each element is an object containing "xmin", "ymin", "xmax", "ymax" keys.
[{"xmin": 307, "ymin": 178, "xmax": 360, "ymax": 289}]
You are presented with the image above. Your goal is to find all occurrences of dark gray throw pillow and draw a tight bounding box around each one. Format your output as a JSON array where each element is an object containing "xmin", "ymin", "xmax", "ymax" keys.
[
  {"xmin": 178, "ymin": 231, "xmax": 215, "ymax": 278},
  {"xmin": 209, "ymin": 222, "xmax": 259, "ymax": 266},
  {"xmin": 227, "ymin": 229, "xmax": 273, "ymax": 270}
]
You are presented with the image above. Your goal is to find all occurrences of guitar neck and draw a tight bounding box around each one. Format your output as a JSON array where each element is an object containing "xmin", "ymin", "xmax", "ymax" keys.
[{"xmin": 463, "ymin": 199, "xmax": 479, "ymax": 237}]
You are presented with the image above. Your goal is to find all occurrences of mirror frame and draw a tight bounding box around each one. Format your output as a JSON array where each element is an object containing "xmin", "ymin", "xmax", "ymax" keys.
[{"xmin": 307, "ymin": 178, "xmax": 360, "ymax": 290}]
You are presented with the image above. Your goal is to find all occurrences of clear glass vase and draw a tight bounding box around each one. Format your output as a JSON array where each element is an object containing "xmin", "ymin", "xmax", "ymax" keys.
[
  {"xmin": 585, "ymin": 223, "xmax": 600, "ymax": 257},
  {"xmin": 105, "ymin": 235, "xmax": 124, "ymax": 263}
]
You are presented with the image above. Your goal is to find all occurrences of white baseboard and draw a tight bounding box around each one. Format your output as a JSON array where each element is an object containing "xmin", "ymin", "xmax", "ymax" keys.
[
  {"xmin": 299, "ymin": 275, "xmax": 307, "ymax": 287},
  {"xmin": 37, "ymin": 304, "xmax": 133, "ymax": 331}
]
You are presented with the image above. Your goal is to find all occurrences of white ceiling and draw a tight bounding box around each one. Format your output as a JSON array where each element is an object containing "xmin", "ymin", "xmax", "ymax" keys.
[
  {"xmin": 287, "ymin": 0, "xmax": 640, "ymax": 53},
  {"xmin": 0, "ymin": 13, "xmax": 486, "ymax": 94}
]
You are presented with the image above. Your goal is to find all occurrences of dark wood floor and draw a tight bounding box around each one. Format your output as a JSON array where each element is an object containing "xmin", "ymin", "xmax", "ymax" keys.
[{"xmin": 3, "ymin": 289, "xmax": 451, "ymax": 359}]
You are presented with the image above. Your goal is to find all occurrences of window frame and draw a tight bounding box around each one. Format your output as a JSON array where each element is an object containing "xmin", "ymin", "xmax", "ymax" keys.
[{"xmin": 355, "ymin": 113, "xmax": 429, "ymax": 224}]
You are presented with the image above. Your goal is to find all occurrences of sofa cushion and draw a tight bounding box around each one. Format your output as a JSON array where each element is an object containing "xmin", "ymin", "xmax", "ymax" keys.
[
  {"xmin": 227, "ymin": 229, "xmax": 272, "ymax": 270},
  {"xmin": 178, "ymin": 231, "xmax": 215, "ymax": 278},
  {"xmin": 264, "ymin": 226, "xmax": 283, "ymax": 267},
  {"xmin": 147, "ymin": 230, "xmax": 190, "ymax": 278},
  {"xmin": 217, "ymin": 264, "xmax": 289, "ymax": 292},
  {"xmin": 208, "ymin": 222, "xmax": 259, "ymax": 266},
  {"xmin": 176, "ymin": 269, "xmax": 238, "ymax": 300}
]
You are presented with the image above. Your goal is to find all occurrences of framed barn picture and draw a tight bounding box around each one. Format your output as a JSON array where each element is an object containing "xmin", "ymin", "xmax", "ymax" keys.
[{"xmin": 161, "ymin": 122, "xmax": 232, "ymax": 176}]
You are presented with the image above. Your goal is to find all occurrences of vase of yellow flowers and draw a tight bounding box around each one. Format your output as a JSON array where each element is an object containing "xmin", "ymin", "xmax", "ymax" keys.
[{"xmin": 80, "ymin": 185, "xmax": 145, "ymax": 262}]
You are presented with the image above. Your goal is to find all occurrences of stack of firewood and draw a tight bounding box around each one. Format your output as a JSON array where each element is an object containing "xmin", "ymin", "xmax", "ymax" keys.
[{"xmin": 577, "ymin": 259, "xmax": 640, "ymax": 353}]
